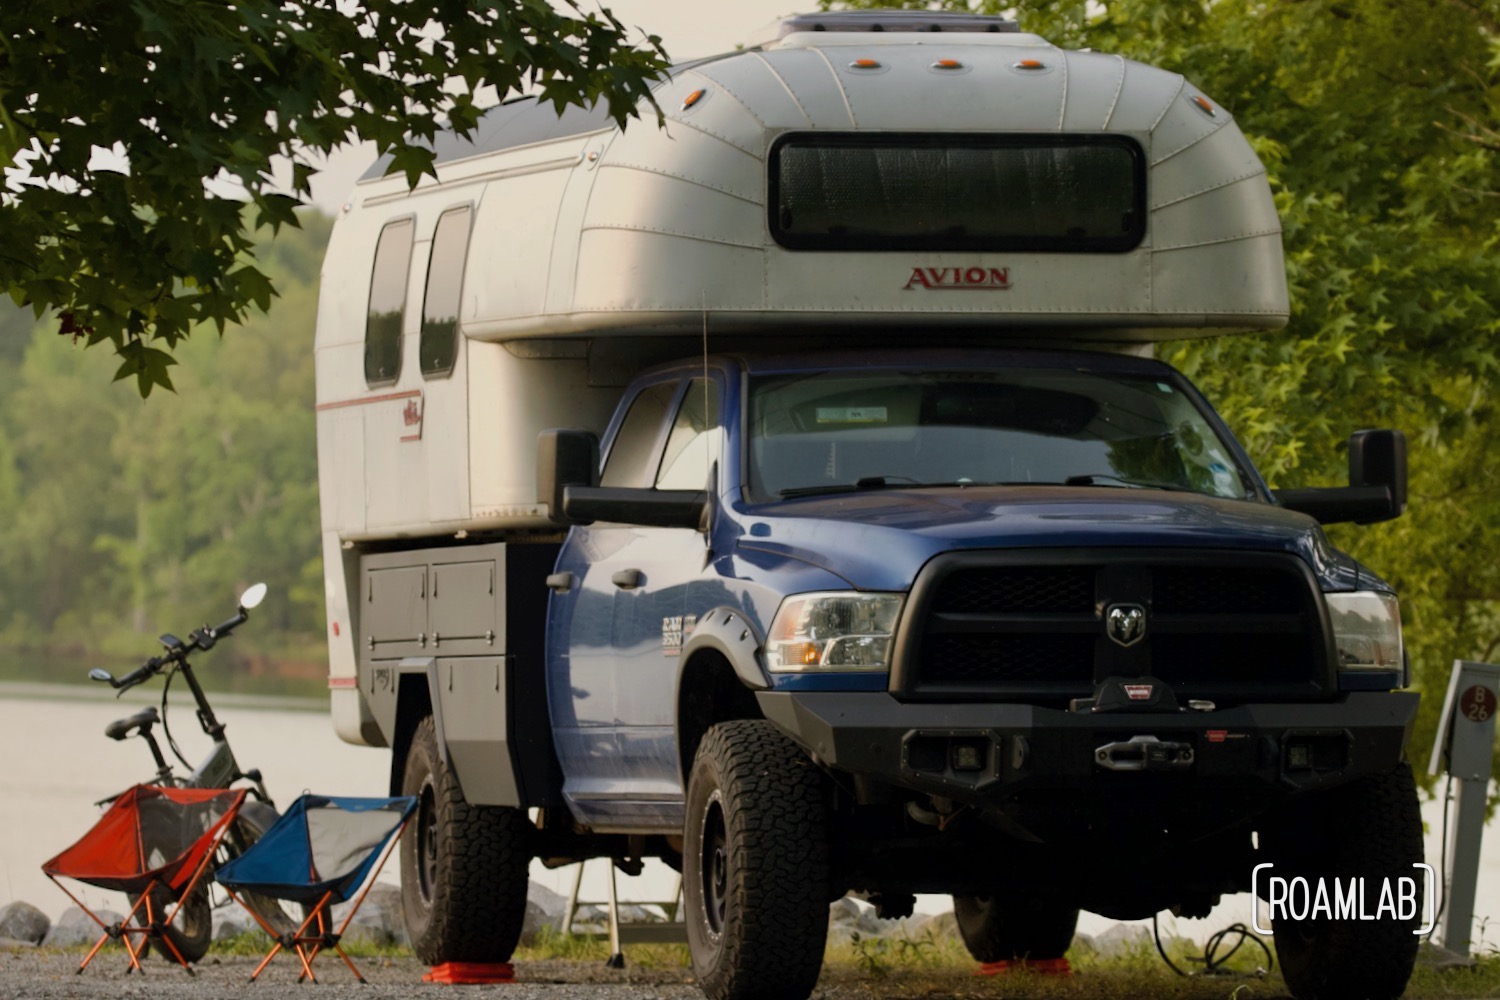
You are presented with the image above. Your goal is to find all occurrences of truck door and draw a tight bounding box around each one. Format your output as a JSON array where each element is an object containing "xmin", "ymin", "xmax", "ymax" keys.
[{"xmin": 549, "ymin": 375, "xmax": 720, "ymax": 827}]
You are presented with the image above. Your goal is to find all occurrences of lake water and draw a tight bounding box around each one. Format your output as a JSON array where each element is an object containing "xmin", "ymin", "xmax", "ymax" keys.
[{"xmin": 3, "ymin": 683, "xmax": 1495, "ymax": 951}]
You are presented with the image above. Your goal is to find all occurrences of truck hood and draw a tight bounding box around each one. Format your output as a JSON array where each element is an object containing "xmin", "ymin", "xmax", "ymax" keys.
[{"xmin": 734, "ymin": 486, "xmax": 1368, "ymax": 593}]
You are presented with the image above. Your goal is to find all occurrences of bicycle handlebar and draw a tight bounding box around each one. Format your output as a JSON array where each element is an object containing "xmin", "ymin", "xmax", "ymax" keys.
[{"xmin": 100, "ymin": 599, "xmax": 254, "ymax": 692}]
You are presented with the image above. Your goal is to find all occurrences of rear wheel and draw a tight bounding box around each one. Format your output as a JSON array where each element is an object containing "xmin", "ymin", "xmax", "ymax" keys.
[
  {"xmin": 399, "ymin": 714, "xmax": 531, "ymax": 963},
  {"xmin": 134, "ymin": 883, "xmax": 212, "ymax": 964},
  {"xmin": 1262, "ymin": 763, "xmax": 1423, "ymax": 1000},
  {"xmin": 138, "ymin": 798, "xmax": 301, "ymax": 962},
  {"xmin": 952, "ymin": 893, "xmax": 1079, "ymax": 963},
  {"xmin": 684, "ymin": 720, "xmax": 832, "ymax": 1000}
]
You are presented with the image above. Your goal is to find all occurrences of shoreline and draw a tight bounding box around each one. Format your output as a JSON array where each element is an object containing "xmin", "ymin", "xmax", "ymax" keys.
[{"xmin": 0, "ymin": 680, "xmax": 325, "ymax": 714}]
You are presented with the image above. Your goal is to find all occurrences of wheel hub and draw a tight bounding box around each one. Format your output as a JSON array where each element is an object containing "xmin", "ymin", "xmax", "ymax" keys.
[
  {"xmin": 700, "ymin": 799, "xmax": 728, "ymax": 935},
  {"xmin": 417, "ymin": 783, "xmax": 438, "ymax": 904}
]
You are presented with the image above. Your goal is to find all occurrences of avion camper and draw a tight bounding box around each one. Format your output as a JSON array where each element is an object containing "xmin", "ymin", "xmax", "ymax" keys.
[{"xmin": 315, "ymin": 13, "xmax": 1419, "ymax": 1000}]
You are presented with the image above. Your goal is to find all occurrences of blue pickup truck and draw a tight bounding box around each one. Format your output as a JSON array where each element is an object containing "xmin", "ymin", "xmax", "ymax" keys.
[{"xmin": 315, "ymin": 12, "xmax": 1422, "ymax": 1000}]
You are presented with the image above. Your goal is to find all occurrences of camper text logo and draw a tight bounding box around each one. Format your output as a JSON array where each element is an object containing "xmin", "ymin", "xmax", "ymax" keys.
[
  {"xmin": 1250, "ymin": 863, "xmax": 1435, "ymax": 935},
  {"xmin": 903, "ymin": 267, "xmax": 1012, "ymax": 291}
]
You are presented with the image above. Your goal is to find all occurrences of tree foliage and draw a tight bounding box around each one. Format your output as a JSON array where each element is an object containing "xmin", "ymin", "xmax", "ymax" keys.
[
  {"xmin": 831, "ymin": 0, "xmax": 1500, "ymax": 784},
  {"xmin": 0, "ymin": 1, "xmax": 668, "ymax": 395},
  {"xmin": 0, "ymin": 213, "xmax": 330, "ymax": 664}
]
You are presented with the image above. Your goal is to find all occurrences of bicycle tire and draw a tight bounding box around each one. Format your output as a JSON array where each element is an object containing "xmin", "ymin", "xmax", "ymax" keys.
[{"xmin": 138, "ymin": 798, "xmax": 306, "ymax": 962}]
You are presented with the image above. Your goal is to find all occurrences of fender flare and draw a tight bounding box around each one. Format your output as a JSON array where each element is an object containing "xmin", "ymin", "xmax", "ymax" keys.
[
  {"xmin": 397, "ymin": 657, "xmax": 448, "ymax": 768},
  {"xmin": 680, "ymin": 606, "xmax": 769, "ymax": 690}
]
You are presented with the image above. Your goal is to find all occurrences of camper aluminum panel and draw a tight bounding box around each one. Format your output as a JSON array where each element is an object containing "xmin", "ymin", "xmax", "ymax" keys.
[
  {"xmin": 1149, "ymin": 116, "xmax": 1267, "ymax": 205},
  {"xmin": 1058, "ymin": 52, "xmax": 1127, "ymax": 131},
  {"xmin": 316, "ymin": 24, "xmax": 1290, "ymax": 548},
  {"xmin": 467, "ymin": 162, "xmax": 575, "ymax": 324},
  {"xmin": 1153, "ymin": 175, "xmax": 1281, "ymax": 251},
  {"xmin": 451, "ymin": 35, "xmax": 1286, "ymax": 339},
  {"xmin": 465, "ymin": 341, "xmax": 620, "ymax": 523}
]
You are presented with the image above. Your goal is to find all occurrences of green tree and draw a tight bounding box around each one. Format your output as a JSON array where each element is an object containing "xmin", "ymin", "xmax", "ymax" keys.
[
  {"xmin": 0, "ymin": 1, "xmax": 669, "ymax": 396},
  {"xmin": 830, "ymin": 0, "xmax": 1500, "ymax": 784},
  {"xmin": 0, "ymin": 213, "xmax": 329, "ymax": 656}
]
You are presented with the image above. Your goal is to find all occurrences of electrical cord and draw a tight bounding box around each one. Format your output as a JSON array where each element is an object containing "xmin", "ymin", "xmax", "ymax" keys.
[{"xmin": 1153, "ymin": 913, "xmax": 1273, "ymax": 978}]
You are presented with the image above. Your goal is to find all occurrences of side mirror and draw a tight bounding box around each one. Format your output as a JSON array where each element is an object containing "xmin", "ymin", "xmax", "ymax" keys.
[
  {"xmin": 1275, "ymin": 429, "xmax": 1407, "ymax": 525},
  {"xmin": 239, "ymin": 582, "xmax": 268, "ymax": 610},
  {"xmin": 1349, "ymin": 429, "xmax": 1407, "ymax": 515},
  {"xmin": 89, "ymin": 668, "xmax": 114, "ymax": 684},
  {"xmin": 537, "ymin": 429, "xmax": 600, "ymax": 526},
  {"xmin": 561, "ymin": 486, "xmax": 708, "ymax": 529}
]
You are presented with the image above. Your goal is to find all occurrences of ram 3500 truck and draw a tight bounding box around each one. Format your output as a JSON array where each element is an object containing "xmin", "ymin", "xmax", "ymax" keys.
[{"xmin": 315, "ymin": 12, "xmax": 1421, "ymax": 1000}]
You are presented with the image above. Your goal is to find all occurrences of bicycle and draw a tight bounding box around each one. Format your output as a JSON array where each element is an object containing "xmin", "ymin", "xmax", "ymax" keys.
[{"xmin": 88, "ymin": 583, "xmax": 302, "ymax": 962}]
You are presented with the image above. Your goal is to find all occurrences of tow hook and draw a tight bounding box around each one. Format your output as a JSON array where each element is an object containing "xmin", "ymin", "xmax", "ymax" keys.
[{"xmin": 1094, "ymin": 735, "xmax": 1194, "ymax": 772}]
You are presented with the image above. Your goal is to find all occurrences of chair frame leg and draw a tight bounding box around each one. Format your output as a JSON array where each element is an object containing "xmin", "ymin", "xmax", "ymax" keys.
[{"xmin": 226, "ymin": 814, "xmax": 415, "ymax": 984}]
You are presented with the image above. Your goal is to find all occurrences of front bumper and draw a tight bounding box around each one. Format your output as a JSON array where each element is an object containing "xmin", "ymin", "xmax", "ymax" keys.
[{"xmin": 758, "ymin": 690, "xmax": 1418, "ymax": 838}]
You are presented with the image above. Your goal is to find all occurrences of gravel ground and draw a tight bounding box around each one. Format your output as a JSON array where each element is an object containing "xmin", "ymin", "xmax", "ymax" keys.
[
  {"xmin": 0, "ymin": 947, "xmax": 1306, "ymax": 1000},
  {"xmin": 0, "ymin": 949, "xmax": 706, "ymax": 1000}
]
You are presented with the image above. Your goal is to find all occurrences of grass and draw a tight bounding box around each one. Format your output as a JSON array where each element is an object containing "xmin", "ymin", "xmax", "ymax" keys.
[{"xmin": 30, "ymin": 924, "xmax": 1500, "ymax": 997}]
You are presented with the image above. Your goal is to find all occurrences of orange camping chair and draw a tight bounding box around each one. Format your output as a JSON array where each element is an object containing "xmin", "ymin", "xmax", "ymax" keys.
[
  {"xmin": 215, "ymin": 794, "xmax": 416, "ymax": 984},
  {"xmin": 42, "ymin": 784, "xmax": 246, "ymax": 974}
]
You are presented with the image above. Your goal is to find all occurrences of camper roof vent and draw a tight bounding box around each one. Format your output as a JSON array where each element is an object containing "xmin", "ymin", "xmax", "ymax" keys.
[{"xmin": 765, "ymin": 11, "xmax": 1020, "ymax": 39}]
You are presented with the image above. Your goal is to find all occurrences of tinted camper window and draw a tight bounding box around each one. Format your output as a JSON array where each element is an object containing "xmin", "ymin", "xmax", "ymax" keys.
[
  {"xmin": 364, "ymin": 218, "xmax": 414, "ymax": 386},
  {"xmin": 770, "ymin": 133, "xmax": 1145, "ymax": 253},
  {"xmin": 420, "ymin": 206, "xmax": 473, "ymax": 378}
]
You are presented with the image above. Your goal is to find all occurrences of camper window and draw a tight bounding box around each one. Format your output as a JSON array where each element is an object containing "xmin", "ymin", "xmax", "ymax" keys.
[
  {"xmin": 364, "ymin": 218, "xmax": 414, "ymax": 386},
  {"xmin": 769, "ymin": 133, "xmax": 1144, "ymax": 253},
  {"xmin": 420, "ymin": 206, "xmax": 473, "ymax": 378}
]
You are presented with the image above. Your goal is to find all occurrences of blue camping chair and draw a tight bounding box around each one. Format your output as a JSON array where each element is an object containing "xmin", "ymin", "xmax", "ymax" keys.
[{"xmin": 215, "ymin": 795, "xmax": 416, "ymax": 983}]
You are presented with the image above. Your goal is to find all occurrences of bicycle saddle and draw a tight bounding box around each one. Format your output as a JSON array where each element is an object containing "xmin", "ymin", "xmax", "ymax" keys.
[{"xmin": 104, "ymin": 706, "xmax": 160, "ymax": 741}]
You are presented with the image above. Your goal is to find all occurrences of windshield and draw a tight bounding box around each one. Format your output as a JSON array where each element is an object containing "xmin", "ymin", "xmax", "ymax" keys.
[{"xmin": 748, "ymin": 368, "xmax": 1255, "ymax": 501}]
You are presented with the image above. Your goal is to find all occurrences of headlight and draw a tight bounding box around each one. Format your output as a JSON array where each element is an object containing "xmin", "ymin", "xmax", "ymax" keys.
[
  {"xmin": 765, "ymin": 592, "xmax": 905, "ymax": 672},
  {"xmin": 1326, "ymin": 592, "xmax": 1402, "ymax": 672}
]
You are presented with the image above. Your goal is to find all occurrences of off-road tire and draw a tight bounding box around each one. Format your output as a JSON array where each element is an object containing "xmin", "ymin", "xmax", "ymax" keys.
[
  {"xmin": 1262, "ymin": 762, "xmax": 1423, "ymax": 1000},
  {"xmin": 399, "ymin": 715, "xmax": 531, "ymax": 964},
  {"xmin": 952, "ymin": 893, "xmax": 1079, "ymax": 962},
  {"xmin": 684, "ymin": 720, "xmax": 833, "ymax": 1000}
]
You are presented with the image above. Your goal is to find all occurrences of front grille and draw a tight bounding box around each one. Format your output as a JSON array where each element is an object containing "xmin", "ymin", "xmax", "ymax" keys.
[
  {"xmin": 920, "ymin": 633, "xmax": 1095, "ymax": 687},
  {"xmin": 897, "ymin": 552, "xmax": 1329, "ymax": 703},
  {"xmin": 932, "ymin": 567, "xmax": 1094, "ymax": 614}
]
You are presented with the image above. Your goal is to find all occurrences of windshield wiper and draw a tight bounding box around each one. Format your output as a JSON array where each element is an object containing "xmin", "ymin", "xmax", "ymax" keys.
[
  {"xmin": 778, "ymin": 477, "xmax": 1059, "ymax": 499},
  {"xmin": 779, "ymin": 476, "xmax": 915, "ymax": 499},
  {"xmin": 1062, "ymin": 474, "xmax": 1189, "ymax": 492}
]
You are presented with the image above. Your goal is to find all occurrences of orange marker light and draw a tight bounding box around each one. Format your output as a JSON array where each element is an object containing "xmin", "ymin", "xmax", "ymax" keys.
[
  {"xmin": 850, "ymin": 58, "xmax": 882, "ymax": 69},
  {"xmin": 1191, "ymin": 95, "xmax": 1216, "ymax": 116},
  {"xmin": 1014, "ymin": 59, "xmax": 1046, "ymax": 70},
  {"xmin": 933, "ymin": 58, "xmax": 964, "ymax": 70},
  {"xmin": 681, "ymin": 88, "xmax": 706, "ymax": 111}
]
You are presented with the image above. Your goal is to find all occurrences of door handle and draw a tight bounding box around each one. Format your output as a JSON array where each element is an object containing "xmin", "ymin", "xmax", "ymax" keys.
[
  {"xmin": 545, "ymin": 572, "xmax": 574, "ymax": 594},
  {"xmin": 612, "ymin": 569, "xmax": 643, "ymax": 590}
]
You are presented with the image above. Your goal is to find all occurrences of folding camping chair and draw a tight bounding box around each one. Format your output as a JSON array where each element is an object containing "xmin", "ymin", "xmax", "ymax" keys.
[
  {"xmin": 42, "ymin": 784, "xmax": 247, "ymax": 974},
  {"xmin": 215, "ymin": 794, "xmax": 416, "ymax": 984}
]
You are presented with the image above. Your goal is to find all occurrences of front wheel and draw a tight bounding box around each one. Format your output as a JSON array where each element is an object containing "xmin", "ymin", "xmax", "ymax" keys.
[
  {"xmin": 1262, "ymin": 763, "xmax": 1424, "ymax": 1000},
  {"xmin": 684, "ymin": 721, "xmax": 833, "ymax": 1000},
  {"xmin": 399, "ymin": 714, "xmax": 531, "ymax": 963}
]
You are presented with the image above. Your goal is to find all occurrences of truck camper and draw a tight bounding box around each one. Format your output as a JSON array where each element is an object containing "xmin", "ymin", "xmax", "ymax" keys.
[{"xmin": 315, "ymin": 12, "xmax": 1420, "ymax": 1000}]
